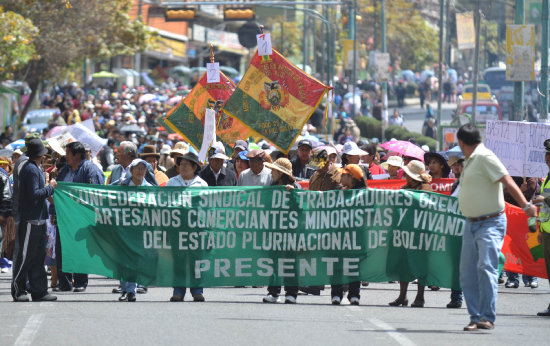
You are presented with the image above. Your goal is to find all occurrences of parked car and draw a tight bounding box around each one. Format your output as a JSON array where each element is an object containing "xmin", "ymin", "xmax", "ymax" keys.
[{"xmin": 22, "ymin": 109, "xmax": 57, "ymax": 133}]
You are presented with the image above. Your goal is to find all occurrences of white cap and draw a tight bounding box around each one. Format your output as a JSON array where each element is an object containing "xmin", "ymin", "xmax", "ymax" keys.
[{"xmin": 342, "ymin": 142, "xmax": 367, "ymax": 156}]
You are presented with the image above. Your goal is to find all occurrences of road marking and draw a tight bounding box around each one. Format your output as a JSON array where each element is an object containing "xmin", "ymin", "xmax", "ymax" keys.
[
  {"xmin": 369, "ymin": 318, "xmax": 416, "ymax": 346},
  {"xmin": 14, "ymin": 314, "xmax": 45, "ymax": 346}
]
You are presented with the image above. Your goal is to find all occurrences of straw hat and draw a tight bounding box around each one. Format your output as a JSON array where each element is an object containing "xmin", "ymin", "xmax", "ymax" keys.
[
  {"xmin": 402, "ymin": 160, "xmax": 432, "ymax": 183},
  {"xmin": 381, "ymin": 156, "xmax": 404, "ymax": 170},
  {"xmin": 170, "ymin": 141, "xmax": 190, "ymax": 157},
  {"xmin": 265, "ymin": 158, "xmax": 294, "ymax": 181}
]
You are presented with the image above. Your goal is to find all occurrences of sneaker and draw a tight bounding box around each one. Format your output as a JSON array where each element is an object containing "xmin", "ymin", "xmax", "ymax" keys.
[
  {"xmin": 170, "ymin": 294, "xmax": 184, "ymax": 302},
  {"xmin": 73, "ymin": 287, "xmax": 86, "ymax": 293},
  {"xmin": 505, "ymin": 281, "xmax": 519, "ymax": 288},
  {"xmin": 361, "ymin": 281, "xmax": 369, "ymax": 287},
  {"xmin": 137, "ymin": 286, "xmax": 148, "ymax": 294},
  {"xmin": 331, "ymin": 296, "xmax": 341, "ymax": 305},
  {"xmin": 192, "ymin": 294, "xmax": 205, "ymax": 302},
  {"xmin": 284, "ymin": 296, "xmax": 297, "ymax": 304},
  {"xmin": 498, "ymin": 276, "xmax": 505, "ymax": 284},
  {"xmin": 1, "ymin": 267, "xmax": 9, "ymax": 273},
  {"xmin": 112, "ymin": 286, "xmax": 122, "ymax": 294},
  {"xmin": 127, "ymin": 292, "xmax": 136, "ymax": 302},
  {"xmin": 530, "ymin": 280, "xmax": 539, "ymax": 289},
  {"xmin": 33, "ymin": 294, "xmax": 57, "ymax": 302},
  {"xmin": 262, "ymin": 294, "xmax": 280, "ymax": 303},
  {"xmin": 446, "ymin": 300, "xmax": 462, "ymax": 309},
  {"xmin": 14, "ymin": 294, "xmax": 29, "ymax": 302},
  {"xmin": 349, "ymin": 297, "xmax": 360, "ymax": 305}
]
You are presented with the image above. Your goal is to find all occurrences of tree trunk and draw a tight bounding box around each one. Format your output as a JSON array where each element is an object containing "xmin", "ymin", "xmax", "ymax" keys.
[{"xmin": 19, "ymin": 78, "xmax": 39, "ymax": 128}]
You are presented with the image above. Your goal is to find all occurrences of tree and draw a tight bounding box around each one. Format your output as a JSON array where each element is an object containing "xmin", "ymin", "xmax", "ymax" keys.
[
  {"xmin": 3, "ymin": 0, "xmax": 154, "ymax": 117},
  {"xmin": 0, "ymin": 6, "xmax": 38, "ymax": 81},
  {"xmin": 358, "ymin": 0, "xmax": 440, "ymax": 72}
]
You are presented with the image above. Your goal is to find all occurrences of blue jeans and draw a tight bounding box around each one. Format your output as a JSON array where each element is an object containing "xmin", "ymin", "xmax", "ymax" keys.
[
  {"xmin": 173, "ymin": 287, "xmax": 203, "ymax": 298},
  {"xmin": 505, "ymin": 272, "xmax": 537, "ymax": 285},
  {"xmin": 459, "ymin": 213, "xmax": 506, "ymax": 324},
  {"xmin": 120, "ymin": 281, "xmax": 137, "ymax": 294}
]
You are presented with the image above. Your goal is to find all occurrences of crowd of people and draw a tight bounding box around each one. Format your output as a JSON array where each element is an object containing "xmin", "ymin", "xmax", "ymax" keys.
[{"xmin": 0, "ymin": 83, "xmax": 549, "ymax": 332}]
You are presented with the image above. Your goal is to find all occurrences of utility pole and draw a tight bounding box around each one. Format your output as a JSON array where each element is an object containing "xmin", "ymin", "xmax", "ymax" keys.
[
  {"xmin": 542, "ymin": 0, "xmax": 549, "ymax": 120},
  {"xmin": 513, "ymin": 0, "xmax": 525, "ymax": 122},
  {"xmin": 437, "ymin": 0, "xmax": 445, "ymax": 150},
  {"xmin": 472, "ymin": 3, "xmax": 481, "ymax": 125}
]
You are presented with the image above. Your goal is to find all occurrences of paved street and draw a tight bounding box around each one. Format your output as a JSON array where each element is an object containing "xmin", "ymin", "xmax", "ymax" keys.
[
  {"xmin": 1, "ymin": 271, "xmax": 548, "ymax": 345},
  {"xmin": 397, "ymin": 100, "xmax": 456, "ymax": 135}
]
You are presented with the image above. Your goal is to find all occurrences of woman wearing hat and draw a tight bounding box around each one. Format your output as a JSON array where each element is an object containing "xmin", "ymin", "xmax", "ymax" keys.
[
  {"xmin": 381, "ymin": 156, "xmax": 404, "ymax": 180},
  {"xmin": 112, "ymin": 159, "xmax": 151, "ymax": 302},
  {"xmin": 140, "ymin": 145, "xmax": 169, "ymax": 186},
  {"xmin": 234, "ymin": 151, "xmax": 250, "ymax": 179},
  {"xmin": 389, "ymin": 160, "xmax": 433, "ymax": 308},
  {"xmin": 424, "ymin": 152, "xmax": 451, "ymax": 179},
  {"xmin": 166, "ymin": 152, "xmax": 207, "ymax": 302},
  {"xmin": 262, "ymin": 158, "xmax": 301, "ymax": 304},
  {"xmin": 341, "ymin": 142, "xmax": 367, "ymax": 167},
  {"xmin": 331, "ymin": 164, "xmax": 366, "ymax": 306}
]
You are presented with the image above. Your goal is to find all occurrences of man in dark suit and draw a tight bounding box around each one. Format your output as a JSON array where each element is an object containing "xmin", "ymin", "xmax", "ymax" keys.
[{"xmin": 199, "ymin": 147, "xmax": 236, "ymax": 186}]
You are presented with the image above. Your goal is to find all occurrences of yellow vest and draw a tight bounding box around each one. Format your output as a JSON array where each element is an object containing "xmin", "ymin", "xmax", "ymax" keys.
[{"xmin": 540, "ymin": 176, "xmax": 550, "ymax": 233}]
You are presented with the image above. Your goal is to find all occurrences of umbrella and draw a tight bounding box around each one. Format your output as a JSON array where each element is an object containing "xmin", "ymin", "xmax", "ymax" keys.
[
  {"xmin": 46, "ymin": 125, "xmax": 67, "ymax": 139},
  {"xmin": 379, "ymin": 140, "xmax": 425, "ymax": 162},
  {"xmin": 91, "ymin": 71, "xmax": 118, "ymax": 78},
  {"xmin": 169, "ymin": 65, "xmax": 192, "ymax": 77},
  {"xmin": 119, "ymin": 124, "xmax": 144, "ymax": 134},
  {"xmin": 220, "ymin": 66, "xmax": 240, "ymax": 76},
  {"xmin": 167, "ymin": 96, "xmax": 183, "ymax": 106},
  {"xmin": 7, "ymin": 139, "xmax": 26, "ymax": 151},
  {"xmin": 446, "ymin": 145, "xmax": 463, "ymax": 155},
  {"xmin": 167, "ymin": 133, "xmax": 184, "ymax": 141},
  {"xmin": 139, "ymin": 93, "xmax": 156, "ymax": 104}
]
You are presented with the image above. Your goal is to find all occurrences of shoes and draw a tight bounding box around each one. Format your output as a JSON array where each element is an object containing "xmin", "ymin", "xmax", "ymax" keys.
[
  {"xmin": 127, "ymin": 293, "xmax": 136, "ymax": 302},
  {"xmin": 446, "ymin": 300, "xmax": 462, "ymax": 309},
  {"xmin": 498, "ymin": 276, "xmax": 505, "ymax": 284},
  {"xmin": 33, "ymin": 294, "xmax": 57, "ymax": 302},
  {"xmin": 285, "ymin": 296, "xmax": 297, "ymax": 304},
  {"xmin": 428, "ymin": 286, "xmax": 440, "ymax": 291},
  {"xmin": 262, "ymin": 294, "xmax": 280, "ymax": 303},
  {"xmin": 170, "ymin": 294, "xmax": 183, "ymax": 302},
  {"xmin": 530, "ymin": 281, "xmax": 539, "ymax": 289},
  {"xmin": 52, "ymin": 286, "xmax": 72, "ymax": 292},
  {"xmin": 119, "ymin": 292, "xmax": 128, "ymax": 301},
  {"xmin": 193, "ymin": 294, "xmax": 205, "ymax": 302},
  {"xmin": 477, "ymin": 319, "xmax": 494, "ymax": 330},
  {"xmin": 389, "ymin": 298, "xmax": 409, "ymax": 307},
  {"xmin": 14, "ymin": 294, "xmax": 29, "ymax": 302},
  {"xmin": 252, "ymin": 286, "xmax": 264, "ymax": 288},
  {"xmin": 73, "ymin": 287, "xmax": 86, "ymax": 293},
  {"xmin": 112, "ymin": 286, "xmax": 122, "ymax": 294},
  {"xmin": 349, "ymin": 297, "xmax": 360, "ymax": 305},
  {"xmin": 463, "ymin": 322, "xmax": 478, "ymax": 331},
  {"xmin": 331, "ymin": 296, "xmax": 341, "ymax": 305},
  {"xmin": 505, "ymin": 281, "xmax": 519, "ymax": 288},
  {"xmin": 537, "ymin": 308, "xmax": 550, "ymax": 316},
  {"xmin": 361, "ymin": 281, "xmax": 369, "ymax": 287},
  {"xmin": 411, "ymin": 299, "xmax": 425, "ymax": 308},
  {"xmin": 1, "ymin": 267, "xmax": 9, "ymax": 273},
  {"xmin": 411, "ymin": 279, "xmax": 418, "ymax": 284},
  {"xmin": 137, "ymin": 287, "xmax": 148, "ymax": 294}
]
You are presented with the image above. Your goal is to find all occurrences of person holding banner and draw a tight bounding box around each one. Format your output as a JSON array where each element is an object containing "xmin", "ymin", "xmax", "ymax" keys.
[
  {"xmin": 457, "ymin": 124, "xmax": 536, "ymax": 331},
  {"xmin": 389, "ymin": 160, "xmax": 433, "ymax": 308},
  {"xmin": 331, "ymin": 164, "xmax": 366, "ymax": 306},
  {"xmin": 166, "ymin": 152, "xmax": 207, "ymax": 302},
  {"xmin": 262, "ymin": 158, "xmax": 301, "ymax": 304}
]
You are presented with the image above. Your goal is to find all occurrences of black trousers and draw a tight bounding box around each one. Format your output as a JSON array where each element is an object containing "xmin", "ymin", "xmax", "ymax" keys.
[
  {"xmin": 267, "ymin": 285, "xmax": 299, "ymax": 298},
  {"xmin": 331, "ymin": 281, "xmax": 361, "ymax": 300},
  {"xmin": 11, "ymin": 221, "xmax": 48, "ymax": 299},
  {"xmin": 55, "ymin": 226, "xmax": 88, "ymax": 289}
]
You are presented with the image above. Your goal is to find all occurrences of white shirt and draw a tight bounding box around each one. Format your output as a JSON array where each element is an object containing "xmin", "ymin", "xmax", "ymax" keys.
[
  {"xmin": 237, "ymin": 167, "xmax": 272, "ymax": 186},
  {"xmin": 166, "ymin": 174, "xmax": 208, "ymax": 187}
]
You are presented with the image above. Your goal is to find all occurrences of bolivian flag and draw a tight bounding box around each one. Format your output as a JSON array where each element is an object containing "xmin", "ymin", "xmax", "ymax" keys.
[
  {"xmin": 223, "ymin": 49, "xmax": 329, "ymax": 153},
  {"xmin": 164, "ymin": 71, "xmax": 255, "ymax": 150},
  {"xmin": 156, "ymin": 115, "xmax": 175, "ymax": 133}
]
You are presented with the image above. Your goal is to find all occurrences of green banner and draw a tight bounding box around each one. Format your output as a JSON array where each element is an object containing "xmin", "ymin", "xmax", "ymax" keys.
[{"xmin": 54, "ymin": 183, "xmax": 465, "ymax": 290}]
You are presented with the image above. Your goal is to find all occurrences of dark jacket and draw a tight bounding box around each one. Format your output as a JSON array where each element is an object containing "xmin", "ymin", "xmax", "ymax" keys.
[
  {"xmin": 57, "ymin": 159, "xmax": 105, "ymax": 185},
  {"xmin": 18, "ymin": 160, "xmax": 53, "ymax": 221},
  {"xmin": 291, "ymin": 157, "xmax": 315, "ymax": 181},
  {"xmin": 199, "ymin": 165, "xmax": 237, "ymax": 186}
]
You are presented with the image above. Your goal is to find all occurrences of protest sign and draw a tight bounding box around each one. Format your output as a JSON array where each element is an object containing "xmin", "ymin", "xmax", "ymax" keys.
[
  {"xmin": 55, "ymin": 184, "xmax": 465, "ymax": 289},
  {"xmin": 486, "ymin": 120, "xmax": 550, "ymax": 177},
  {"xmin": 223, "ymin": 48, "xmax": 328, "ymax": 153}
]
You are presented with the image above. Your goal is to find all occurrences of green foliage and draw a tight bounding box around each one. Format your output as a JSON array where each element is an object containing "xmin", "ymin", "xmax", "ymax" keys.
[
  {"xmin": 356, "ymin": 116, "xmax": 382, "ymax": 140},
  {"xmin": 0, "ymin": 6, "xmax": 38, "ymax": 80},
  {"xmin": 357, "ymin": 0, "xmax": 439, "ymax": 71},
  {"xmin": 405, "ymin": 82, "xmax": 417, "ymax": 96},
  {"xmin": 266, "ymin": 16, "xmax": 301, "ymax": 60}
]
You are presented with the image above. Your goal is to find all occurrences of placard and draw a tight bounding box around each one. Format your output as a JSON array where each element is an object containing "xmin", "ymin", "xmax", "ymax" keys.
[
  {"xmin": 206, "ymin": 62, "xmax": 220, "ymax": 83},
  {"xmin": 198, "ymin": 108, "xmax": 216, "ymax": 162},
  {"xmin": 256, "ymin": 33, "xmax": 272, "ymax": 56}
]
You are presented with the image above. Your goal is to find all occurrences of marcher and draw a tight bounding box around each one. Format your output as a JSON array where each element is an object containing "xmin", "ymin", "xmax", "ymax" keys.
[
  {"xmin": 447, "ymin": 156, "xmax": 465, "ymax": 309},
  {"xmin": 11, "ymin": 139, "xmax": 58, "ymax": 302},
  {"xmin": 381, "ymin": 156, "xmax": 403, "ymax": 180},
  {"xmin": 140, "ymin": 145, "xmax": 169, "ymax": 185},
  {"xmin": 262, "ymin": 158, "xmax": 301, "ymax": 304},
  {"xmin": 388, "ymin": 160, "xmax": 433, "ymax": 308},
  {"xmin": 165, "ymin": 141, "xmax": 189, "ymax": 178},
  {"xmin": 237, "ymin": 149, "xmax": 272, "ymax": 187},
  {"xmin": 199, "ymin": 146, "xmax": 236, "ymax": 186},
  {"xmin": 167, "ymin": 152, "xmax": 207, "ymax": 302},
  {"xmin": 424, "ymin": 152, "xmax": 450, "ymax": 179},
  {"xmin": 457, "ymin": 124, "xmax": 536, "ymax": 331},
  {"xmin": 292, "ymin": 139, "xmax": 315, "ymax": 180},
  {"xmin": 331, "ymin": 164, "xmax": 365, "ymax": 305},
  {"xmin": 341, "ymin": 142, "xmax": 367, "ymax": 167},
  {"xmin": 53, "ymin": 142, "xmax": 105, "ymax": 293},
  {"xmin": 534, "ymin": 139, "xmax": 550, "ymax": 316},
  {"xmin": 0, "ymin": 156, "xmax": 12, "ymax": 273},
  {"xmin": 234, "ymin": 151, "xmax": 250, "ymax": 179},
  {"xmin": 113, "ymin": 159, "xmax": 151, "ymax": 302}
]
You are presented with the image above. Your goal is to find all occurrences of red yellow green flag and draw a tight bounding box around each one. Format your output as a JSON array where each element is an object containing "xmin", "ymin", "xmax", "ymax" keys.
[
  {"xmin": 164, "ymin": 72, "xmax": 256, "ymax": 150},
  {"xmin": 223, "ymin": 49, "xmax": 329, "ymax": 153}
]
